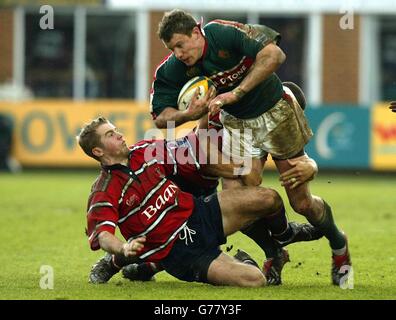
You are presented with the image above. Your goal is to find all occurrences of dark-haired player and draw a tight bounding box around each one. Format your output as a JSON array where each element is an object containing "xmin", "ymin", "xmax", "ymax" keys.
[{"xmin": 149, "ymin": 9, "xmax": 351, "ymax": 285}]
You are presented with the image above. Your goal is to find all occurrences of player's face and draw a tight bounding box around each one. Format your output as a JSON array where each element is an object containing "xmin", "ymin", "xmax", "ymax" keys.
[
  {"xmin": 165, "ymin": 28, "xmax": 204, "ymax": 66},
  {"xmin": 96, "ymin": 122, "xmax": 129, "ymax": 160}
]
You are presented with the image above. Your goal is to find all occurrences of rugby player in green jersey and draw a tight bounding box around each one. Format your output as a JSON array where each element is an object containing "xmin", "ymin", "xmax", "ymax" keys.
[{"xmin": 150, "ymin": 9, "xmax": 351, "ymax": 286}]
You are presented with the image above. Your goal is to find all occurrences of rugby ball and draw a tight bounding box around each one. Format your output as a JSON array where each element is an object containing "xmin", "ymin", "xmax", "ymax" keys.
[{"xmin": 177, "ymin": 76, "xmax": 216, "ymax": 111}]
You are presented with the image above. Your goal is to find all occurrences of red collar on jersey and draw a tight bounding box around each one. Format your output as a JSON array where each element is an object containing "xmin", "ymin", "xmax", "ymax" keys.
[{"xmin": 196, "ymin": 22, "xmax": 208, "ymax": 62}]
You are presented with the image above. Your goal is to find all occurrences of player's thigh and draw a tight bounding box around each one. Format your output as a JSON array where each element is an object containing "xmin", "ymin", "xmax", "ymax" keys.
[
  {"xmin": 221, "ymin": 177, "xmax": 243, "ymax": 190},
  {"xmin": 217, "ymin": 186, "xmax": 281, "ymax": 235},
  {"xmin": 263, "ymin": 98, "xmax": 312, "ymax": 159},
  {"xmin": 207, "ymin": 252, "xmax": 265, "ymax": 287},
  {"xmin": 220, "ymin": 113, "xmax": 266, "ymax": 164}
]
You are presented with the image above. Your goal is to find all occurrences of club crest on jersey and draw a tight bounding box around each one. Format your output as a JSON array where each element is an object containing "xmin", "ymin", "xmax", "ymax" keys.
[
  {"xmin": 126, "ymin": 194, "xmax": 138, "ymax": 206},
  {"xmin": 218, "ymin": 50, "xmax": 230, "ymax": 59}
]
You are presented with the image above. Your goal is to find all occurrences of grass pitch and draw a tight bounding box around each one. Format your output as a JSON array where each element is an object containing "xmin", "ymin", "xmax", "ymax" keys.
[{"xmin": 0, "ymin": 170, "xmax": 395, "ymax": 300}]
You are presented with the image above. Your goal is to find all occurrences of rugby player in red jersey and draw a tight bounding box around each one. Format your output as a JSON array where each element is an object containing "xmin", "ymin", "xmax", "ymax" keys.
[
  {"xmin": 87, "ymin": 110, "xmax": 322, "ymax": 285},
  {"xmin": 78, "ymin": 117, "xmax": 320, "ymax": 287}
]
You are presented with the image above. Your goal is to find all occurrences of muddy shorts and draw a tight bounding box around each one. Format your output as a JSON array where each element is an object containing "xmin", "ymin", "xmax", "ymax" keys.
[{"xmin": 220, "ymin": 88, "xmax": 313, "ymax": 160}]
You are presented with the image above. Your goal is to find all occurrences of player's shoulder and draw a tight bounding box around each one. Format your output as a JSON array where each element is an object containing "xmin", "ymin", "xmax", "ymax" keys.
[
  {"xmin": 155, "ymin": 53, "xmax": 187, "ymax": 80},
  {"xmin": 204, "ymin": 19, "xmax": 247, "ymax": 34},
  {"xmin": 87, "ymin": 171, "xmax": 120, "ymax": 209},
  {"xmin": 204, "ymin": 20, "xmax": 250, "ymax": 47},
  {"xmin": 90, "ymin": 170, "xmax": 120, "ymax": 194}
]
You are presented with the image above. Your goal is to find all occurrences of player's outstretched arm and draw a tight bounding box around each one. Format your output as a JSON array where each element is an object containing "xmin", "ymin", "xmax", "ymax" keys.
[
  {"xmin": 98, "ymin": 231, "xmax": 145, "ymax": 259},
  {"xmin": 154, "ymin": 107, "xmax": 189, "ymax": 128},
  {"xmin": 238, "ymin": 43, "xmax": 286, "ymax": 94},
  {"xmin": 209, "ymin": 43, "xmax": 285, "ymax": 115},
  {"xmin": 154, "ymin": 87, "xmax": 215, "ymax": 128},
  {"xmin": 199, "ymin": 147, "xmax": 241, "ymax": 179},
  {"xmin": 196, "ymin": 133, "xmax": 262, "ymax": 185}
]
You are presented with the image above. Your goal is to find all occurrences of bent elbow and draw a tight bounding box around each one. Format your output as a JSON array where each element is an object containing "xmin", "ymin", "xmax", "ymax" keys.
[
  {"xmin": 154, "ymin": 118, "xmax": 166, "ymax": 129},
  {"xmin": 278, "ymin": 50, "xmax": 286, "ymax": 65},
  {"xmin": 269, "ymin": 44, "xmax": 286, "ymax": 67},
  {"xmin": 272, "ymin": 46, "xmax": 286, "ymax": 67}
]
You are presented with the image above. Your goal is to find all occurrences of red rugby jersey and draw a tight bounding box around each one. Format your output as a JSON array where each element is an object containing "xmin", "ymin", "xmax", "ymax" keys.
[{"xmin": 86, "ymin": 138, "xmax": 202, "ymax": 262}]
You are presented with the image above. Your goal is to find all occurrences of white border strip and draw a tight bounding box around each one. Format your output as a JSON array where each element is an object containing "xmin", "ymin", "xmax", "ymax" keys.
[
  {"xmin": 135, "ymin": 10, "xmax": 150, "ymax": 101},
  {"xmin": 73, "ymin": 6, "xmax": 86, "ymax": 100},
  {"xmin": 306, "ymin": 13, "xmax": 322, "ymax": 106},
  {"xmin": 359, "ymin": 15, "xmax": 379, "ymax": 105},
  {"xmin": 108, "ymin": 0, "xmax": 396, "ymax": 14}
]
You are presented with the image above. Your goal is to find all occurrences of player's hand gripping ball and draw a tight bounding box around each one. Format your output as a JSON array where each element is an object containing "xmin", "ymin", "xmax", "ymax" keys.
[{"xmin": 177, "ymin": 76, "xmax": 216, "ymax": 111}]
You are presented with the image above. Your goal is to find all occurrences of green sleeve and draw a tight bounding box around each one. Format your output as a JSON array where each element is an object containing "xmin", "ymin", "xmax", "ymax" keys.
[
  {"xmin": 150, "ymin": 75, "xmax": 179, "ymax": 118},
  {"xmin": 248, "ymin": 24, "xmax": 281, "ymax": 46},
  {"xmin": 150, "ymin": 56, "xmax": 189, "ymax": 119}
]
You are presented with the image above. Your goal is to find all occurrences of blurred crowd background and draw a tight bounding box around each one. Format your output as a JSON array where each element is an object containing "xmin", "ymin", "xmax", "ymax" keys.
[{"xmin": 0, "ymin": 0, "xmax": 395, "ymax": 171}]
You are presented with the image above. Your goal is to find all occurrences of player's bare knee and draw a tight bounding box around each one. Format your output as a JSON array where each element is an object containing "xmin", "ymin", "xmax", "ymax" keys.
[
  {"xmin": 260, "ymin": 187, "xmax": 283, "ymax": 211},
  {"xmin": 249, "ymin": 187, "xmax": 283, "ymax": 218}
]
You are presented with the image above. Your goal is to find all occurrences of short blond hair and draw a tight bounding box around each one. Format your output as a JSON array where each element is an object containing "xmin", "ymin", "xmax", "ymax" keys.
[{"xmin": 76, "ymin": 116, "xmax": 108, "ymax": 161}]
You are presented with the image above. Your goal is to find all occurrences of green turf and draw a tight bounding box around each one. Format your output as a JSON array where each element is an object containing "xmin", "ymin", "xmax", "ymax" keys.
[{"xmin": 0, "ymin": 170, "xmax": 395, "ymax": 300}]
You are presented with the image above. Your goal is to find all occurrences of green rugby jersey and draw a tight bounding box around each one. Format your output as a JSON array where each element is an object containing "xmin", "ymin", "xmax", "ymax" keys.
[{"xmin": 150, "ymin": 20, "xmax": 284, "ymax": 120}]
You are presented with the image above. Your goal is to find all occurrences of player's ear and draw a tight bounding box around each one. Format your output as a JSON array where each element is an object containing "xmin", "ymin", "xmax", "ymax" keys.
[
  {"xmin": 191, "ymin": 26, "xmax": 201, "ymax": 38},
  {"xmin": 92, "ymin": 146, "xmax": 104, "ymax": 158}
]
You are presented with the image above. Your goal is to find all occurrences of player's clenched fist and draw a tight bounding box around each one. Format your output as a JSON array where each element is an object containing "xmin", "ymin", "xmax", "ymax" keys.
[{"xmin": 122, "ymin": 236, "xmax": 146, "ymax": 257}]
